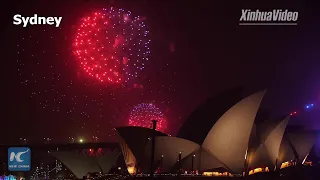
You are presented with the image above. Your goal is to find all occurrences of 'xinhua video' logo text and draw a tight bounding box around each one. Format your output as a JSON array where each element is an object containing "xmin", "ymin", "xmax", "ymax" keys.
[{"xmin": 239, "ymin": 9, "xmax": 299, "ymax": 25}]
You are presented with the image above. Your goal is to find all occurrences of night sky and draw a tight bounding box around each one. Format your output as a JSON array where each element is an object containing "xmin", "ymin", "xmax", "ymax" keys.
[{"xmin": 2, "ymin": 0, "xmax": 320, "ymax": 146}]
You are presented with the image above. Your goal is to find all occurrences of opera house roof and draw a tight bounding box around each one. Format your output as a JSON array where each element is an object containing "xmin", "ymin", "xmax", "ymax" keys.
[
  {"xmin": 115, "ymin": 89, "xmax": 318, "ymax": 175},
  {"xmin": 50, "ymin": 88, "xmax": 318, "ymax": 177}
]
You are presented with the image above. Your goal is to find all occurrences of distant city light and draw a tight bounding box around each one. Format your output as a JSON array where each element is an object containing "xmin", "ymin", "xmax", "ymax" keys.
[
  {"xmin": 305, "ymin": 103, "xmax": 315, "ymax": 109},
  {"xmin": 290, "ymin": 103, "xmax": 316, "ymax": 116},
  {"xmin": 290, "ymin": 111, "xmax": 297, "ymax": 116},
  {"xmin": 79, "ymin": 138, "xmax": 84, "ymax": 143}
]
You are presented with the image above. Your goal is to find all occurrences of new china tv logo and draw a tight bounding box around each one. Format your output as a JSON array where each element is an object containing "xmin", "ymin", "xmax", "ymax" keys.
[{"xmin": 8, "ymin": 147, "xmax": 31, "ymax": 171}]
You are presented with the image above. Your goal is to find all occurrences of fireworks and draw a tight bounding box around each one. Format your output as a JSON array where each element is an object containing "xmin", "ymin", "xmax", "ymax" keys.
[
  {"xmin": 128, "ymin": 103, "xmax": 167, "ymax": 132},
  {"xmin": 73, "ymin": 7, "xmax": 151, "ymax": 85}
]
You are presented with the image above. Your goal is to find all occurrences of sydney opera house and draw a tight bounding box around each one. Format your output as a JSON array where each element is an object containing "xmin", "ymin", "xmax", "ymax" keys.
[{"xmin": 51, "ymin": 88, "xmax": 318, "ymax": 179}]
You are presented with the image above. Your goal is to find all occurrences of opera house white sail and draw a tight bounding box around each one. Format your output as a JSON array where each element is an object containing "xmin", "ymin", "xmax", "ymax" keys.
[
  {"xmin": 248, "ymin": 116, "xmax": 290, "ymax": 170},
  {"xmin": 116, "ymin": 126, "xmax": 167, "ymax": 173},
  {"xmin": 202, "ymin": 91, "xmax": 265, "ymax": 174},
  {"xmin": 263, "ymin": 116, "xmax": 290, "ymax": 165},
  {"xmin": 141, "ymin": 136, "xmax": 200, "ymax": 172},
  {"xmin": 286, "ymin": 131, "xmax": 317, "ymax": 163},
  {"xmin": 51, "ymin": 151, "xmax": 120, "ymax": 179}
]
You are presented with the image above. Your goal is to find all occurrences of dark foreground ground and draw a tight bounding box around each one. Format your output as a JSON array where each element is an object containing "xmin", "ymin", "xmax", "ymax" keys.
[{"xmin": 110, "ymin": 166, "xmax": 319, "ymax": 180}]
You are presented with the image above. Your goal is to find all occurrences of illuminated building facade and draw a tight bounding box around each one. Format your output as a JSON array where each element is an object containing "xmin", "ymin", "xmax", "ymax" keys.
[
  {"xmin": 50, "ymin": 88, "xmax": 318, "ymax": 178},
  {"xmin": 117, "ymin": 91, "xmax": 266, "ymax": 175},
  {"xmin": 115, "ymin": 89, "xmax": 318, "ymax": 176}
]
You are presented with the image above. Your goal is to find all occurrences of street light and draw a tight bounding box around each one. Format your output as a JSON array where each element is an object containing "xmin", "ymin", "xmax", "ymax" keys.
[
  {"xmin": 177, "ymin": 152, "xmax": 182, "ymax": 174},
  {"xmin": 161, "ymin": 155, "xmax": 164, "ymax": 165},
  {"xmin": 192, "ymin": 154, "xmax": 195, "ymax": 172},
  {"xmin": 20, "ymin": 138, "xmax": 27, "ymax": 144},
  {"xmin": 44, "ymin": 138, "xmax": 51, "ymax": 144},
  {"xmin": 68, "ymin": 137, "xmax": 75, "ymax": 143},
  {"xmin": 92, "ymin": 136, "xmax": 99, "ymax": 142}
]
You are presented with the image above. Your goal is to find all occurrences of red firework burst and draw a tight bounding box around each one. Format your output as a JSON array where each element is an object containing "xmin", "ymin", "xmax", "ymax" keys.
[
  {"xmin": 73, "ymin": 7, "xmax": 151, "ymax": 85},
  {"xmin": 128, "ymin": 103, "xmax": 167, "ymax": 133}
]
